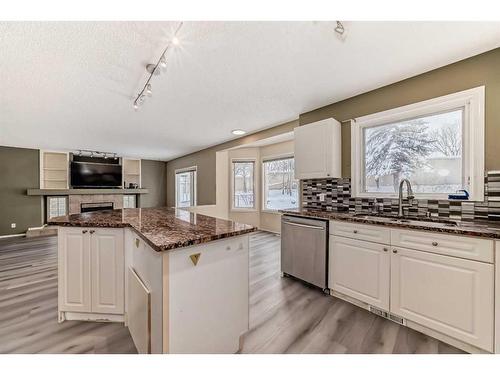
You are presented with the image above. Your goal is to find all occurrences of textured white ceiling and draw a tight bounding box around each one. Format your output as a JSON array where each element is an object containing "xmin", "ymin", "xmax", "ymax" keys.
[{"xmin": 1, "ymin": 21, "xmax": 499, "ymax": 160}]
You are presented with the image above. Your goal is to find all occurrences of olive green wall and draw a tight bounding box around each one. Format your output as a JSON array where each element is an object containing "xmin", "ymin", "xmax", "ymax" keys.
[
  {"xmin": 165, "ymin": 119, "xmax": 299, "ymax": 206},
  {"xmin": 0, "ymin": 146, "xmax": 43, "ymax": 236},
  {"xmin": 300, "ymin": 48, "xmax": 500, "ymax": 177},
  {"xmin": 140, "ymin": 159, "xmax": 167, "ymax": 208}
]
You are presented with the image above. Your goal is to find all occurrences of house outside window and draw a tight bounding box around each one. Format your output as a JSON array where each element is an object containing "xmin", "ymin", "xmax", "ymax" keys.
[
  {"xmin": 262, "ymin": 157, "xmax": 299, "ymax": 211},
  {"xmin": 351, "ymin": 87, "xmax": 485, "ymax": 201}
]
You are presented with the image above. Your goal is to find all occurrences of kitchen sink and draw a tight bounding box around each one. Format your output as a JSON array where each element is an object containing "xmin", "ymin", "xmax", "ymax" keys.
[{"xmin": 352, "ymin": 213, "xmax": 459, "ymax": 227}]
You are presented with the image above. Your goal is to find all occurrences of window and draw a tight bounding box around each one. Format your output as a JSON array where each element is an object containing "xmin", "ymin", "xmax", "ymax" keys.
[
  {"xmin": 47, "ymin": 196, "xmax": 67, "ymax": 219},
  {"xmin": 351, "ymin": 87, "xmax": 485, "ymax": 200},
  {"xmin": 175, "ymin": 168, "xmax": 197, "ymax": 207},
  {"xmin": 232, "ymin": 160, "xmax": 255, "ymax": 209},
  {"xmin": 123, "ymin": 195, "xmax": 136, "ymax": 208},
  {"xmin": 263, "ymin": 157, "xmax": 299, "ymax": 211}
]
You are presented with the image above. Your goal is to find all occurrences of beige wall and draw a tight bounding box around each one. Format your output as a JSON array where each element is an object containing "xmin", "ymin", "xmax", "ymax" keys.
[
  {"xmin": 140, "ymin": 159, "xmax": 167, "ymax": 208},
  {"xmin": 300, "ymin": 48, "xmax": 500, "ymax": 176},
  {"xmin": 166, "ymin": 120, "xmax": 299, "ymax": 206}
]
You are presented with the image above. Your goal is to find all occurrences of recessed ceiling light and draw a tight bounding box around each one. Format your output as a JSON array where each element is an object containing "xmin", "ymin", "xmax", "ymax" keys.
[
  {"xmin": 172, "ymin": 36, "xmax": 180, "ymax": 46},
  {"xmin": 231, "ymin": 129, "xmax": 246, "ymax": 135}
]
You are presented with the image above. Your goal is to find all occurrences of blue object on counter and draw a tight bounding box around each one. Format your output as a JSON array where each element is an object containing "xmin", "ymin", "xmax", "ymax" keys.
[{"xmin": 448, "ymin": 189, "xmax": 469, "ymax": 200}]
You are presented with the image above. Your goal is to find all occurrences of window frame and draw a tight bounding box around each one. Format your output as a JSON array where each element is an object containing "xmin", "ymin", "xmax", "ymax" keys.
[
  {"xmin": 351, "ymin": 86, "xmax": 485, "ymax": 201},
  {"xmin": 231, "ymin": 159, "xmax": 257, "ymax": 211},
  {"xmin": 261, "ymin": 154, "xmax": 298, "ymax": 213},
  {"xmin": 46, "ymin": 196, "xmax": 68, "ymax": 220},
  {"xmin": 175, "ymin": 166, "xmax": 197, "ymax": 208}
]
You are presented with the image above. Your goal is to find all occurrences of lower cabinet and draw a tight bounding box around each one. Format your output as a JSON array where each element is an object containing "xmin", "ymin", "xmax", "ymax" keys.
[
  {"xmin": 329, "ymin": 236, "xmax": 390, "ymax": 310},
  {"xmin": 59, "ymin": 227, "xmax": 124, "ymax": 316},
  {"xmin": 328, "ymin": 220, "xmax": 496, "ymax": 353},
  {"xmin": 390, "ymin": 247, "xmax": 494, "ymax": 352}
]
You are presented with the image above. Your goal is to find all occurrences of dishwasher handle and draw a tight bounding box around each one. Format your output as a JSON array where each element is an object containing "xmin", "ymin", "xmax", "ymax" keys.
[{"xmin": 282, "ymin": 221, "xmax": 325, "ymax": 231}]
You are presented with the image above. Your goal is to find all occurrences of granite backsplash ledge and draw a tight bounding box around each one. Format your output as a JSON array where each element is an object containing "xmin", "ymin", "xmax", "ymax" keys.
[{"xmin": 301, "ymin": 171, "xmax": 500, "ymax": 221}]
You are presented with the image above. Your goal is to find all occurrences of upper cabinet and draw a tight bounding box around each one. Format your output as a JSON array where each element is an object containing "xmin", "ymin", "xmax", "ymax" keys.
[
  {"xmin": 40, "ymin": 150, "xmax": 69, "ymax": 189},
  {"xmin": 293, "ymin": 118, "xmax": 341, "ymax": 180}
]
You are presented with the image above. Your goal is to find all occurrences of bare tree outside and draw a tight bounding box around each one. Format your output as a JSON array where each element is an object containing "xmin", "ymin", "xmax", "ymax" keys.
[
  {"xmin": 364, "ymin": 109, "xmax": 463, "ymax": 194},
  {"xmin": 264, "ymin": 158, "xmax": 298, "ymax": 210}
]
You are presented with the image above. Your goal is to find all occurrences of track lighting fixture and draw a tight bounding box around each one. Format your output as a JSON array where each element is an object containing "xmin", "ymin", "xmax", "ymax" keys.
[
  {"xmin": 334, "ymin": 21, "xmax": 347, "ymax": 41},
  {"xmin": 133, "ymin": 22, "xmax": 183, "ymax": 111},
  {"xmin": 74, "ymin": 150, "xmax": 118, "ymax": 160}
]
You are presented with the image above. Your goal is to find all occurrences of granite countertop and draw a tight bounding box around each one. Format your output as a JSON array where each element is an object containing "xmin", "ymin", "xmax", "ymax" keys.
[
  {"xmin": 280, "ymin": 208, "xmax": 500, "ymax": 240},
  {"xmin": 49, "ymin": 207, "xmax": 256, "ymax": 252}
]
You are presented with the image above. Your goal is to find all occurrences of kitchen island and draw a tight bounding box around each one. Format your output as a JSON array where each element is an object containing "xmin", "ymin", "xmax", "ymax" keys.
[{"xmin": 49, "ymin": 207, "xmax": 256, "ymax": 354}]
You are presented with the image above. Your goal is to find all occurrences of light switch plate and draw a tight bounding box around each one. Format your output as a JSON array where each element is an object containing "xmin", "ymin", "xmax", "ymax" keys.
[{"xmin": 11, "ymin": 223, "xmax": 16, "ymax": 229}]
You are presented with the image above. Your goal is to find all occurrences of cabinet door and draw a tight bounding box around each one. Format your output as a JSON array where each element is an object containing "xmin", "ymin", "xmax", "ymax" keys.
[
  {"xmin": 58, "ymin": 227, "xmax": 91, "ymax": 312},
  {"xmin": 391, "ymin": 247, "xmax": 494, "ymax": 352},
  {"xmin": 294, "ymin": 118, "xmax": 341, "ymax": 180},
  {"xmin": 329, "ymin": 236, "xmax": 390, "ymax": 310},
  {"xmin": 90, "ymin": 228, "xmax": 124, "ymax": 314}
]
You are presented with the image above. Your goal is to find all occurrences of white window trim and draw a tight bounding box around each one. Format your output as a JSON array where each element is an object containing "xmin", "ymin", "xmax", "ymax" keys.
[
  {"xmin": 351, "ymin": 86, "xmax": 485, "ymax": 201},
  {"xmin": 175, "ymin": 166, "xmax": 197, "ymax": 208},
  {"xmin": 230, "ymin": 158, "xmax": 257, "ymax": 212},
  {"xmin": 261, "ymin": 153, "xmax": 298, "ymax": 213}
]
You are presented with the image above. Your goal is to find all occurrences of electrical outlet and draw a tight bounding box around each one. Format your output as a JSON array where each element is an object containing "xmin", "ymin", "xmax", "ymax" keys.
[
  {"xmin": 318, "ymin": 193, "xmax": 326, "ymax": 202},
  {"xmin": 11, "ymin": 223, "xmax": 16, "ymax": 229}
]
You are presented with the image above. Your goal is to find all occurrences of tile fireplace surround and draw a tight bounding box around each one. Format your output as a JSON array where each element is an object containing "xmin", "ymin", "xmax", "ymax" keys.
[{"xmin": 69, "ymin": 194, "xmax": 124, "ymax": 214}]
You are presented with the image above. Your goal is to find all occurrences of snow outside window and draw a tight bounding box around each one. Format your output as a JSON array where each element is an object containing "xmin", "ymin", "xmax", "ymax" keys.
[
  {"xmin": 263, "ymin": 157, "xmax": 299, "ymax": 211},
  {"xmin": 232, "ymin": 161, "xmax": 255, "ymax": 209},
  {"xmin": 351, "ymin": 87, "xmax": 485, "ymax": 201}
]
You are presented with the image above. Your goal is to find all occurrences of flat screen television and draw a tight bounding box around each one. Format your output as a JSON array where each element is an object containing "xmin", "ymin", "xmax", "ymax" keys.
[{"xmin": 71, "ymin": 161, "xmax": 122, "ymax": 188}]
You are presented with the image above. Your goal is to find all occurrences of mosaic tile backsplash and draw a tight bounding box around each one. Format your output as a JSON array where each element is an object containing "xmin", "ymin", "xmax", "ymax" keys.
[{"xmin": 301, "ymin": 171, "xmax": 500, "ymax": 221}]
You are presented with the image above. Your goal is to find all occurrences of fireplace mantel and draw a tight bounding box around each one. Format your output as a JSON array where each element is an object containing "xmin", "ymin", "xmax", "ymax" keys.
[{"xmin": 27, "ymin": 188, "xmax": 149, "ymax": 196}]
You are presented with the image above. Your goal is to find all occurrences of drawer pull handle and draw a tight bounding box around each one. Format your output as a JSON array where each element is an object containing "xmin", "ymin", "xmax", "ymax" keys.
[
  {"xmin": 353, "ymin": 230, "xmax": 358, "ymax": 234},
  {"xmin": 383, "ymin": 247, "xmax": 388, "ymax": 252},
  {"xmin": 89, "ymin": 230, "xmax": 95, "ymax": 234},
  {"xmin": 82, "ymin": 230, "xmax": 88, "ymax": 234},
  {"xmin": 392, "ymin": 249, "xmax": 398, "ymax": 254},
  {"xmin": 432, "ymin": 241, "xmax": 438, "ymax": 246}
]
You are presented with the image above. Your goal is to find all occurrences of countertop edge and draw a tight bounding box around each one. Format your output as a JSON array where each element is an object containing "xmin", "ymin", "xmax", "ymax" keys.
[
  {"xmin": 280, "ymin": 210, "xmax": 500, "ymax": 240},
  {"xmin": 49, "ymin": 221, "xmax": 258, "ymax": 252}
]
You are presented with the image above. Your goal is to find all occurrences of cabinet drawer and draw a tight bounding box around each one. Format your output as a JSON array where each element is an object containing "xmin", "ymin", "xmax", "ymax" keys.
[
  {"xmin": 330, "ymin": 220, "xmax": 390, "ymax": 245},
  {"xmin": 391, "ymin": 229, "xmax": 493, "ymax": 263}
]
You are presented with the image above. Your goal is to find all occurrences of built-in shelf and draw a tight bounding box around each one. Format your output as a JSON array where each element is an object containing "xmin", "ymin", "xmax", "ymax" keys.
[{"xmin": 27, "ymin": 188, "xmax": 149, "ymax": 196}]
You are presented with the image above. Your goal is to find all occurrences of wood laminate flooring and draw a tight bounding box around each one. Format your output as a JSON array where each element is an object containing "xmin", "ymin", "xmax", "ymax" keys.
[{"xmin": 0, "ymin": 232, "xmax": 464, "ymax": 354}]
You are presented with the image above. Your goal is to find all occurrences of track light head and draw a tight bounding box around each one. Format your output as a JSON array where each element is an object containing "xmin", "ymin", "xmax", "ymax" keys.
[{"xmin": 146, "ymin": 84, "xmax": 153, "ymax": 97}]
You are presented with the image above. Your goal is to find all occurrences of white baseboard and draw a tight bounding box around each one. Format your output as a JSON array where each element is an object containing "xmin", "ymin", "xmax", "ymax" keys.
[{"xmin": 0, "ymin": 233, "xmax": 25, "ymax": 239}]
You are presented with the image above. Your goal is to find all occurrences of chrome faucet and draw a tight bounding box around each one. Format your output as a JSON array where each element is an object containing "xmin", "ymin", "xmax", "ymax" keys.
[{"xmin": 398, "ymin": 179, "xmax": 414, "ymax": 217}]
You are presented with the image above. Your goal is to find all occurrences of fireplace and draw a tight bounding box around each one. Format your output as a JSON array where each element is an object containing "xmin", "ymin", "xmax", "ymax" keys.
[{"xmin": 81, "ymin": 202, "xmax": 114, "ymax": 213}]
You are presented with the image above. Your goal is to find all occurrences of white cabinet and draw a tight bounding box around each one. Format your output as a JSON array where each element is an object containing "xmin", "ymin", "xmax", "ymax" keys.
[
  {"xmin": 168, "ymin": 236, "xmax": 249, "ymax": 353},
  {"xmin": 58, "ymin": 227, "xmax": 124, "ymax": 317},
  {"xmin": 329, "ymin": 236, "xmax": 390, "ymax": 310},
  {"xmin": 390, "ymin": 246, "xmax": 494, "ymax": 352},
  {"xmin": 294, "ymin": 118, "xmax": 341, "ymax": 180},
  {"xmin": 91, "ymin": 228, "xmax": 124, "ymax": 314},
  {"xmin": 58, "ymin": 227, "xmax": 91, "ymax": 312}
]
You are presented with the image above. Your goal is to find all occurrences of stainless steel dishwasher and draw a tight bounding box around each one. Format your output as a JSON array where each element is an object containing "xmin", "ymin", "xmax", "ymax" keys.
[{"xmin": 281, "ymin": 215, "xmax": 328, "ymax": 291}]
